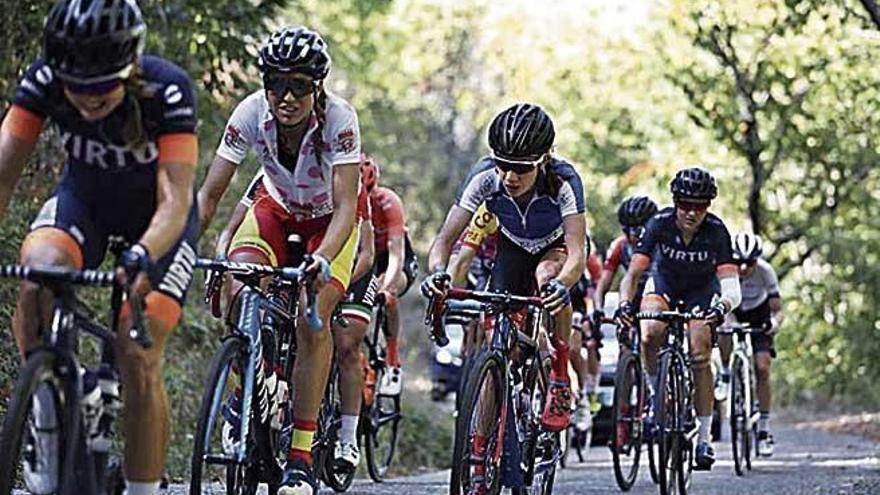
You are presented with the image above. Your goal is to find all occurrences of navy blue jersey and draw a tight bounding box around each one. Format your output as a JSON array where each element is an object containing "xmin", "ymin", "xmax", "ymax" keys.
[
  {"xmin": 12, "ymin": 55, "xmax": 197, "ymax": 232},
  {"xmin": 456, "ymin": 156, "xmax": 586, "ymax": 254},
  {"xmin": 635, "ymin": 207, "xmax": 733, "ymax": 291}
]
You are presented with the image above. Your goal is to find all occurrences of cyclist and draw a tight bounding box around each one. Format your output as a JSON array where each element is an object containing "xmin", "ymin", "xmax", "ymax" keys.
[
  {"xmin": 366, "ymin": 162, "xmax": 419, "ymax": 396},
  {"xmin": 196, "ymin": 26, "xmax": 360, "ymax": 495},
  {"xmin": 569, "ymin": 240, "xmax": 603, "ymax": 432},
  {"xmin": 716, "ymin": 232, "xmax": 783, "ymax": 457},
  {"xmin": 0, "ymin": 1, "xmax": 199, "ymax": 493},
  {"xmin": 593, "ymin": 195, "xmax": 659, "ymax": 323},
  {"xmin": 423, "ymin": 103, "xmax": 588, "ymax": 442},
  {"xmin": 615, "ymin": 168, "xmax": 740, "ymax": 471}
]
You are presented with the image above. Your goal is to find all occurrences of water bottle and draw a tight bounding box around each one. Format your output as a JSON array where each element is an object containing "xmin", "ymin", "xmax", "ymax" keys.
[
  {"xmin": 80, "ymin": 369, "xmax": 104, "ymax": 450},
  {"xmin": 271, "ymin": 373, "xmax": 288, "ymax": 430},
  {"xmin": 93, "ymin": 366, "xmax": 121, "ymax": 453}
]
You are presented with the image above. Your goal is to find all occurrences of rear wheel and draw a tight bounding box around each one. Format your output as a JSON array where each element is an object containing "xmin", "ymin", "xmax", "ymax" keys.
[
  {"xmin": 514, "ymin": 356, "xmax": 558, "ymax": 495},
  {"xmin": 0, "ymin": 349, "xmax": 75, "ymax": 495},
  {"xmin": 611, "ymin": 352, "xmax": 644, "ymax": 491},
  {"xmin": 729, "ymin": 356, "xmax": 747, "ymax": 477}
]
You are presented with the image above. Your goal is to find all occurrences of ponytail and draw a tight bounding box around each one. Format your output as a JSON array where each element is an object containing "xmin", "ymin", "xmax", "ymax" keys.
[
  {"xmin": 540, "ymin": 154, "xmax": 562, "ymax": 198},
  {"xmin": 310, "ymin": 82, "xmax": 328, "ymax": 167}
]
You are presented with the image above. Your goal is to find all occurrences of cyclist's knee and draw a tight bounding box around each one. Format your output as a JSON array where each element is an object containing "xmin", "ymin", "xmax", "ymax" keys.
[
  {"xmin": 535, "ymin": 260, "xmax": 563, "ymax": 287},
  {"xmin": 641, "ymin": 322, "xmax": 665, "ymax": 347},
  {"xmin": 755, "ymin": 354, "xmax": 772, "ymax": 378},
  {"xmin": 20, "ymin": 228, "xmax": 83, "ymax": 269}
]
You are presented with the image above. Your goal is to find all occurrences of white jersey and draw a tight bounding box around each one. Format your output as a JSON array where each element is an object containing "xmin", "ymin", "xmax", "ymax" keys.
[
  {"xmin": 739, "ymin": 258, "xmax": 780, "ymax": 311},
  {"xmin": 216, "ymin": 90, "xmax": 360, "ymax": 218}
]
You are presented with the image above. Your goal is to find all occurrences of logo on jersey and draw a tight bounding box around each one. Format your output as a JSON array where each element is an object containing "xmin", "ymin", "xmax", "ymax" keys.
[
  {"xmin": 60, "ymin": 131, "xmax": 158, "ymax": 169},
  {"xmin": 158, "ymin": 240, "xmax": 197, "ymax": 300},
  {"xmin": 164, "ymin": 84, "xmax": 183, "ymax": 105},
  {"xmin": 658, "ymin": 243, "xmax": 710, "ymax": 262},
  {"xmin": 224, "ymin": 125, "xmax": 245, "ymax": 150},
  {"xmin": 334, "ymin": 128, "xmax": 356, "ymax": 154}
]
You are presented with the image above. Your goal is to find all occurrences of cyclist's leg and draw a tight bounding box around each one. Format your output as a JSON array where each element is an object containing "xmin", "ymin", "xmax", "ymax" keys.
[
  {"xmin": 116, "ymin": 207, "xmax": 198, "ymax": 485},
  {"xmin": 686, "ymin": 285, "xmax": 720, "ymax": 467},
  {"xmin": 568, "ymin": 325, "xmax": 587, "ymax": 393},
  {"xmin": 585, "ymin": 326, "xmax": 602, "ymax": 412},
  {"xmin": 639, "ymin": 276, "xmax": 671, "ymax": 391}
]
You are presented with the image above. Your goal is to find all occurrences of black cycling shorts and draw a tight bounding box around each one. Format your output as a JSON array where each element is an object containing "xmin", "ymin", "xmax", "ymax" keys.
[
  {"xmin": 339, "ymin": 272, "xmax": 379, "ymax": 326},
  {"xmin": 733, "ymin": 298, "xmax": 775, "ymax": 358},
  {"xmin": 642, "ymin": 271, "xmax": 719, "ymax": 314},
  {"xmin": 489, "ymin": 233, "xmax": 565, "ymax": 296},
  {"xmin": 374, "ymin": 233, "xmax": 419, "ymax": 296}
]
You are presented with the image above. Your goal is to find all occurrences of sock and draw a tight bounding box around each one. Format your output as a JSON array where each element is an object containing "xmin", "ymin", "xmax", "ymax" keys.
[
  {"xmin": 697, "ymin": 415, "xmax": 713, "ymax": 443},
  {"xmin": 581, "ymin": 374, "xmax": 597, "ymax": 396},
  {"xmin": 340, "ymin": 414, "xmax": 359, "ymax": 445},
  {"xmin": 124, "ymin": 481, "xmax": 161, "ymax": 495},
  {"xmin": 289, "ymin": 418, "xmax": 317, "ymax": 465},
  {"xmin": 759, "ymin": 412, "xmax": 771, "ymax": 432},
  {"xmin": 386, "ymin": 337, "xmax": 400, "ymax": 367},
  {"xmin": 551, "ymin": 337, "xmax": 570, "ymax": 379}
]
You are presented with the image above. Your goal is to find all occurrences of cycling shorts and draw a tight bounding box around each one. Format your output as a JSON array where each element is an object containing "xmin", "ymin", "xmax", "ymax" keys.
[
  {"xmin": 339, "ymin": 272, "xmax": 379, "ymax": 326},
  {"xmin": 642, "ymin": 271, "xmax": 719, "ymax": 314},
  {"xmin": 733, "ymin": 298, "xmax": 775, "ymax": 358},
  {"xmin": 25, "ymin": 185, "xmax": 198, "ymax": 308},
  {"xmin": 489, "ymin": 233, "xmax": 566, "ymax": 296},
  {"xmin": 228, "ymin": 184, "xmax": 358, "ymax": 295},
  {"xmin": 374, "ymin": 233, "xmax": 419, "ymax": 296}
]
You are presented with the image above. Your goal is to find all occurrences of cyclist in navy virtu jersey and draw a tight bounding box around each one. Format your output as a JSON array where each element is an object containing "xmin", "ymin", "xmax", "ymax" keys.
[
  {"xmin": 0, "ymin": 1, "xmax": 198, "ymax": 493},
  {"xmin": 423, "ymin": 103, "xmax": 588, "ymax": 445},
  {"xmin": 614, "ymin": 167, "xmax": 741, "ymax": 471}
]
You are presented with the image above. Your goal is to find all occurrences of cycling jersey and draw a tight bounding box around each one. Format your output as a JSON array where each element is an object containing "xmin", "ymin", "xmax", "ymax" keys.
[
  {"xmin": 456, "ymin": 157, "xmax": 586, "ymax": 254},
  {"xmin": 604, "ymin": 235, "xmax": 635, "ymax": 273},
  {"xmin": 216, "ymin": 89, "xmax": 360, "ymax": 219},
  {"xmin": 369, "ymin": 187, "xmax": 405, "ymax": 254},
  {"xmin": 6, "ymin": 56, "xmax": 199, "ymax": 306},
  {"xmin": 240, "ymin": 172, "xmax": 371, "ymax": 220},
  {"xmin": 739, "ymin": 258, "xmax": 780, "ymax": 311},
  {"xmin": 634, "ymin": 207, "xmax": 735, "ymax": 294}
]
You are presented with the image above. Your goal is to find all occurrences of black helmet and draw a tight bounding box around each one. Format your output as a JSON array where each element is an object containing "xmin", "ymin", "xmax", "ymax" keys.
[
  {"xmin": 488, "ymin": 103, "xmax": 555, "ymax": 161},
  {"xmin": 732, "ymin": 233, "xmax": 763, "ymax": 263},
  {"xmin": 258, "ymin": 26, "xmax": 331, "ymax": 80},
  {"xmin": 670, "ymin": 167, "xmax": 717, "ymax": 200},
  {"xmin": 43, "ymin": 0, "xmax": 146, "ymax": 84},
  {"xmin": 617, "ymin": 195, "xmax": 658, "ymax": 227}
]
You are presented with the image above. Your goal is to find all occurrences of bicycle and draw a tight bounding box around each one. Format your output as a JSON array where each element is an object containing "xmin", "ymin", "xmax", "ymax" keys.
[
  {"xmin": 610, "ymin": 315, "xmax": 660, "ymax": 491},
  {"xmin": 0, "ymin": 246, "xmax": 151, "ymax": 495},
  {"xmin": 636, "ymin": 309, "xmax": 701, "ymax": 495},
  {"xmin": 189, "ymin": 258, "xmax": 320, "ymax": 495},
  {"xmin": 427, "ymin": 288, "xmax": 559, "ymax": 495},
  {"xmin": 358, "ymin": 292, "xmax": 403, "ymax": 482},
  {"xmin": 717, "ymin": 321, "xmax": 767, "ymax": 476}
]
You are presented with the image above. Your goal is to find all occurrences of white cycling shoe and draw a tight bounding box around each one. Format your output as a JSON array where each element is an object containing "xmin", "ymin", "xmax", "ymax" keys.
[
  {"xmin": 379, "ymin": 366, "xmax": 403, "ymax": 396},
  {"xmin": 334, "ymin": 441, "xmax": 361, "ymax": 470},
  {"xmin": 757, "ymin": 431, "xmax": 775, "ymax": 457},
  {"xmin": 573, "ymin": 396, "xmax": 592, "ymax": 432},
  {"xmin": 23, "ymin": 384, "xmax": 59, "ymax": 495}
]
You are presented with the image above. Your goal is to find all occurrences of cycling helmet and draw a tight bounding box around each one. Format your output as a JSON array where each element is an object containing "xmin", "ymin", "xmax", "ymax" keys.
[
  {"xmin": 617, "ymin": 195, "xmax": 658, "ymax": 227},
  {"xmin": 670, "ymin": 167, "xmax": 717, "ymax": 200},
  {"xmin": 43, "ymin": 0, "xmax": 146, "ymax": 84},
  {"xmin": 488, "ymin": 103, "xmax": 555, "ymax": 161},
  {"xmin": 732, "ymin": 233, "xmax": 763, "ymax": 263},
  {"xmin": 258, "ymin": 26, "xmax": 331, "ymax": 80},
  {"xmin": 360, "ymin": 153, "xmax": 379, "ymax": 191}
]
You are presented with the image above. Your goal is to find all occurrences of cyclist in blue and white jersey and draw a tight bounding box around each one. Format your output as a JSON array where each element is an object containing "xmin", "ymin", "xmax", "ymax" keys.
[{"xmin": 615, "ymin": 168, "xmax": 741, "ymax": 471}]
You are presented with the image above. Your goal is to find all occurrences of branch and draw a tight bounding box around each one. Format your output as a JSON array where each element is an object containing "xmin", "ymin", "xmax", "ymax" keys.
[{"xmin": 859, "ymin": 0, "xmax": 880, "ymax": 29}]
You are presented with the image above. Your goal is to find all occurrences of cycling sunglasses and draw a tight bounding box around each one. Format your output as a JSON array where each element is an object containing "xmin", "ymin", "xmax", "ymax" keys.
[
  {"xmin": 675, "ymin": 199, "xmax": 710, "ymax": 213},
  {"xmin": 622, "ymin": 225, "xmax": 645, "ymax": 239},
  {"xmin": 264, "ymin": 76, "xmax": 315, "ymax": 99},
  {"xmin": 492, "ymin": 152, "xmax": 543, "ymax": 175},
  {"xmin": 63, "ymin": 78, "xmax": 123, "ymax": 96}
]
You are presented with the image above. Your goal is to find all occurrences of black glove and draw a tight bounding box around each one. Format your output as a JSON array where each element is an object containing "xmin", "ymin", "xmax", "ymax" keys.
[
  {"xmin": 540, "ymin": 279, "xmax": 571, "ymax": 316},
  {"xmin": 591, "ymin": 309, "xmax": 606, "ymax": 327},
  {"xmin": 120, "ymin": 243, "xmax": 153, "ymax": 281},
  {"xmin": 704, "ymin": 302, "xmax": 727, "ymax": 325},
  {"xmin": 614, "ymin": 300, "xmax": 636, "ymax": 328},
  {"xmin": 420, "ymin": 268, "xmax": 451, "ymax": 298}
]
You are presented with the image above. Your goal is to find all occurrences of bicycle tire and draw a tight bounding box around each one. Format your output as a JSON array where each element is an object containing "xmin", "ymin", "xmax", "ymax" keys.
[
  {"xmin": 189, "ymin": 337, "xmax": 257, "ymax": 495},
  {"xmin": 513, "ymin": 355, "xmax": 558, "ymax": 495},
  {"xmin": 450, "ymin": 350, "xmax": 507, "ymax": 495},
  {"xmin": 0, "ymin": 349, "xmax": 76, "ymax": 495},
  {"xmin": 656, "ymin": 353, "xmax": 680, "ymax": 495},
  {"xmin": 729, "ymin": 355, "xmax": 746, "ymax": 476},
  {"xmin": 675, "ymin": 366, "xmax": 693, "ymax": 495},
  {"xmin": 319, "ymin": 368, "xmax": 357, "ymax": 492},
  {"xmin": 611, "ymin": 352, "xmax": 644, "ymax": 491},
  {"xmin": 363, "ymin": 320, "xmax": 402, "ymax": 482}
]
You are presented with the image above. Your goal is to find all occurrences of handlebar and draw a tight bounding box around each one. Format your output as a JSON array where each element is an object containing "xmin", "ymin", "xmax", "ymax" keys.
[
  {"xmin": 636, "ymin": 310, "xmax": 704, "ymax": 323},
  {"xmin": 196, "ymin": 257, "xmax": 322, "ymax": 332},
  {"xmin": 716, "ymin": 321, "xmax": 771, "ymax": 334}
]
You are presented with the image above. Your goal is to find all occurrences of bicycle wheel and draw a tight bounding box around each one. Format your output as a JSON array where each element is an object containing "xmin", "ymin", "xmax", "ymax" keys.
[
  {"xmin": 729, "ymin": 355, "xmax": 747, "ymax": 476},
  {"xmin": 450, "ymin": 350, "xmax": 507, "ymax": 495},
  {"xmin": 675, "ymin": 372, "xmax": 694, "ymax": 495},
  {"xmin": 611, "ymin": 352, "xmax": 644, "ymax": 491},
  {"xmin": 319, "ymin": 369, "xmax": 357, "ymax": 492},
  {"xmin": 190, "ymin": 337, "xmax": 258, "ymax": 495},
  {"xmin": 656, "ymin": 354, "xmax": 682, "ymax": 495},
  {"xmin": 514, "ymin": 356, "xmax": 558, "ymax": 495},
  {"xmin": 363, "ymin": 367, "xmax": 402, "ymax": 482},
  {"xmin": 0, "ymin": 349, "xmax": 77, "ymax": 495}
]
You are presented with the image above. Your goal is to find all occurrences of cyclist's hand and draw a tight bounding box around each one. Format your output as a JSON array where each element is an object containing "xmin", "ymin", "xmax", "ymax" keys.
[
  {"xmin": 540, "ymin": 279, "xmax": 571, "ymax": 316},
  {"xmin": 116, "ymin": 243, "xmax": 153, "ymax": 297},
  {"xmin": 420, "ymin": 268, "xmax": 450, "ymax": 298},
  {"xmin": 304, "ymin": 254, "xmax": 332, "ymax": 290},
  {"xmin": 704, "ymin": 302, "xmax": 727, "ymax": 326},
  {"xmin": 767, "ymin": 316, "xmax": 780, "ymax": 336},
  {"xmin": 591, "ymin": 309, "xmax": 606, "ymax": 327},
  {"xmin": 614, "ymin": 300, "xmax": 636, "ymax": 328}
]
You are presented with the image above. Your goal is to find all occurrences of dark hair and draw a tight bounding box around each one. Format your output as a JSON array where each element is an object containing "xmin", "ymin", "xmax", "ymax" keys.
[{"xmin": 310, "ymin": 83, "xmax": 327, "ymax": 168}]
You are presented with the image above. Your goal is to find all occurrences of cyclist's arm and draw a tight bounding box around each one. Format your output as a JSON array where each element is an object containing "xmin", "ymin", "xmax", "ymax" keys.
[
  {"xmin": 619, "ymin": 255, "xmax": 649, "ymax": 303},
  {"xmin": 380, "ymin": 235, "xmax": 405, "ymax": 292},
  {"xmin": 351, "ymin": 220, "xmax": 375, "ymax": 283},
  {"xmin": 555, "ymin": 213, "xmax": 587, "ymax": 288},
  {"xmin": 0, "ymin": 106, "xmax": 42, "ymax": 219},
  {"xmin": 427, "ymin": 205, "xmax": 473, "ymax": 273},
  {"xmin": 197, "ymin": 155, "xmax": 237, "ymax": 237},
  {"xmin": 768, "ymin": 296, "xmax": 783, "ymax": 325},
  {"xmin": 139, "ymin": 134, "xmax": 198, "ymax": 259},
  {"xmin": 313, "ymin": 163, "xmax": 359, "ymax": 262},
  {"xmin": 449, "ymin": 244, "xmax": 478, "ymax": 287},
  {"xmin": 593, "ymin": 269, "xmax": 614, "ymax": 312},
  {"xmin": 215, "ymin": 201, "xmax": 248, "ymax": 257}
]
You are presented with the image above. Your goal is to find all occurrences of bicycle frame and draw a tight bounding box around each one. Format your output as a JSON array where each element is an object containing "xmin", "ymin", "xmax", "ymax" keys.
[{"xmin": 720, "ymin": 324, "xmax": 762, "ymax": 438}]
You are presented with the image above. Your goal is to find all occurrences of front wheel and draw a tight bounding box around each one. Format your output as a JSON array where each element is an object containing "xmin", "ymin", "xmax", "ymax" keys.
[
  {"xmin": 611, "ymin": 352, "xmax": 645, "ymax": 491},
  {"xmin": 0, "ymin": 349, "xmax": 77, "ymax": 495},
  {"xmin": 363, "ymin": 365, "xmax": 402, "ymax": 483},
  {"xmin": 729, "ymin": 355, "xmax": 748, "ymax": 476},
  {"xmin": 514, "ymin": 356, "xmax": 559, "ymax": 495}
]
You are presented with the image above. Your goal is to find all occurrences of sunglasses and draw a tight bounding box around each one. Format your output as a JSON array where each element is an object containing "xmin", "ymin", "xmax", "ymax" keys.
[
  {"xmin": 675, "ymin": 199, "xmax": 710, "ymax": 213},
  {"xmin": 492, "ymin": 152, "xmax": 543, "ymax": 175},
  {"xmin": 63, "ymin": 79, "xmax": 123, "ymax": 96},
  {"xmin": 622, "ymin": 226, "xmax": 645, "ymax": 239},
  {"xmin": 264, "ymin": 76, "xmax": 315, "ymax": 99}
]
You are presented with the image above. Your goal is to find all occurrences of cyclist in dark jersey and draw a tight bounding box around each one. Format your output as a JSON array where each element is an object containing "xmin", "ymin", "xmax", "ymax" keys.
[
  {"xmin": 615, "ymin": 168, "xmax": 741, "ymax": 471},
  {"xmin": 0, "ymin": 1, "xmax": 198, "ymax": 493}
]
